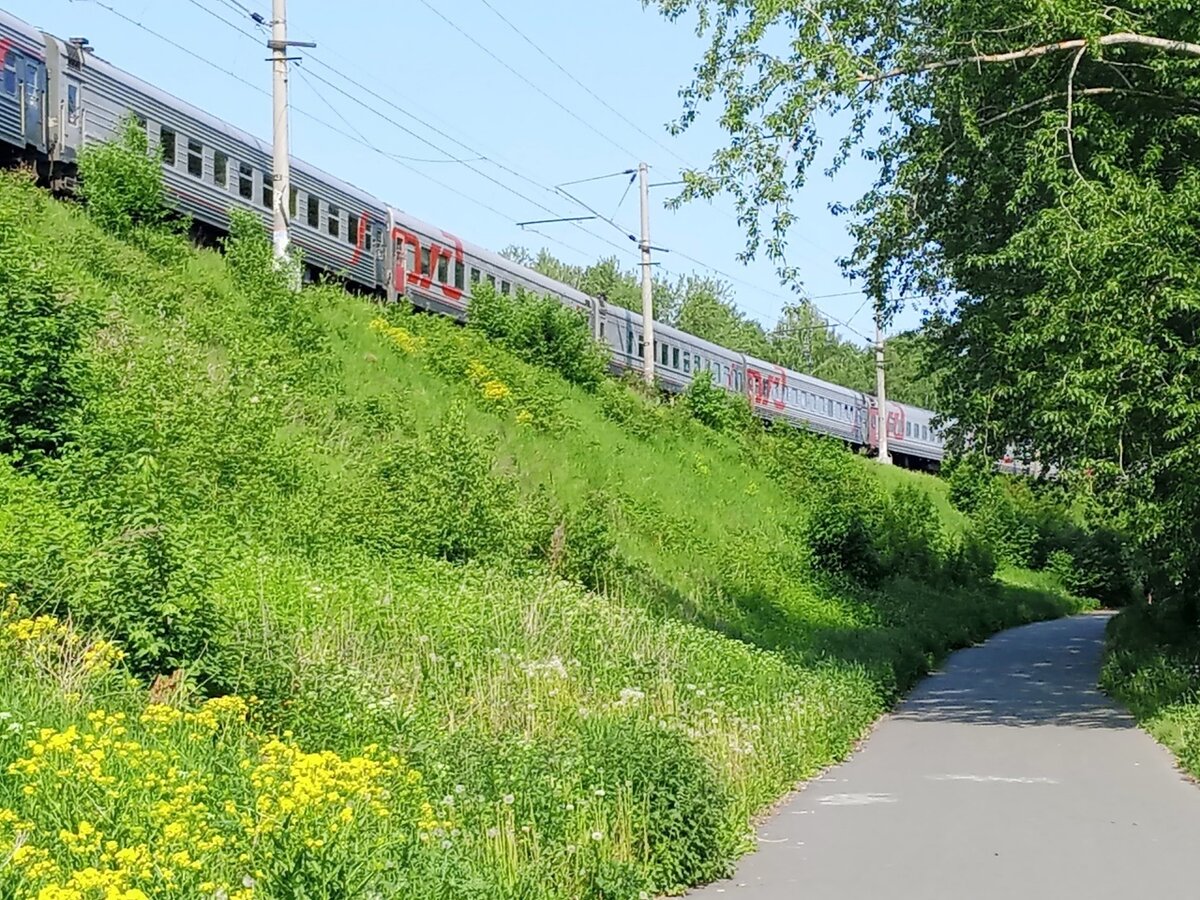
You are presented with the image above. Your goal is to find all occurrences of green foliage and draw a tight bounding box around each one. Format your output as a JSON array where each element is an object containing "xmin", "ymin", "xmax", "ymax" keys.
[
  {"xmin": 373, "ymin": 403, "xmax": 525, "ymax": 563},
  {"xmin": 878, "ymin": 484, "xmax": 944, "ymax": 580},
  {"xmin": 467, "ymin": 281, "xmax": 609, "ymax": 389},
  {"xmin": 580, "ymin": 715, "xmax": 736, "ymax": 892},
  {"xmin": 1102, "ymin": 602, "xmax": 1200, "ymax": 776},
  {"xmin": 680, "ymin": 369, "xmax": 755, "ymax": 433},
  {"xmin": 944, "ymin": 453, "xmax": 995, "ymax": 516},
  {"xmin": 764, "ymin": 430, "xmax": 884, "ymax": 580},
  {"xmin": 78, "ymin": 115, "xmax": 166, "ymax": 235},
  {"xmin": 0, "ymin": 174, "xmax": 92, "ymax": 463},
  {"xmin": 652, "ymin": 0, "xmax": 1199, "ymax": 604}
]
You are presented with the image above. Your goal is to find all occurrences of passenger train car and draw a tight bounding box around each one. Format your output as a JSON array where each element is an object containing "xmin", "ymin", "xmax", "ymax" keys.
[{"xmin": 0, "ymin": 5, "xmax": 1029, "ymax": 473}]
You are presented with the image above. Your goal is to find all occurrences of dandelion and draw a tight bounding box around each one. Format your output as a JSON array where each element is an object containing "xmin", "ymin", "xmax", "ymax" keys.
[
  {"xmin": 516, "ymin": 409, "xmax": 534, "ymax": 425},
  {"xmin": 590, "ymin": 830, "xmax": 603, "ymax": 842},
  {"xmin": 486, "ymin": 827, "xmax": 500, "ymax": 839},
  {"xmin": 502, "ymin": 794, "xmax": 514, "ymax": 806}
]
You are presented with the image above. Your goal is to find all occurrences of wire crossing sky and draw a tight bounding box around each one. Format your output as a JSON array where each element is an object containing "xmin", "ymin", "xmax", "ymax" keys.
[{"xmin": 8, "ymin": 0, "xmax": 925, "ymax": 341}]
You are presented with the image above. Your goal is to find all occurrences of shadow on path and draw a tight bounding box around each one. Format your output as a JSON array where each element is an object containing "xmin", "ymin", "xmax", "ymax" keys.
[{"xmin": 892, "ymin": 612, "xmax": 1134, "ymax": 729}]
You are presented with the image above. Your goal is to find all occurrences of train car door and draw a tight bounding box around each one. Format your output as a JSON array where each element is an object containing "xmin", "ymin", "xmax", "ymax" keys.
[
  {"xmin": 18, "ymin": 58, "xmax": 42, "ymax": 149},
  {"xmin": 60, "ymin": 73, "xmax": 82, "ymax": 158}
]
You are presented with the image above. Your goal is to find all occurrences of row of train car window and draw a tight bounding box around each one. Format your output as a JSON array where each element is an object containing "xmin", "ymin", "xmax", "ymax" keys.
[
  {"xmin": 139, "ymin": 116, "xmax": 554, "ymax": 300},
  {"xmin": 905, "ymin": 420, "xmax": 943, "ymax": 445},
  {"xmin": 140, "ymin": 116, "xmax": 372, "ymax": 253}
]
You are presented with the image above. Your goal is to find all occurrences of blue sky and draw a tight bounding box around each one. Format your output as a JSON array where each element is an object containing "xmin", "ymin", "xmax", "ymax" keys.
[{"xmin": 8, "ymin": 0, "xmax": 923, "ymax": 343}]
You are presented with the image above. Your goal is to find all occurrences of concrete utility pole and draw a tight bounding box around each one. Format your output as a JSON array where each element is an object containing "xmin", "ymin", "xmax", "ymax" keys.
[
  {"xmin": 638, "ymin": 162, "xmax": 655, "ymax": 385},
  {"xmin": 267, "ymin": 0, "xmax": 314, "ymax": 270},
  {"xmin": 875, "ymin": 309, "xmax": 892, "ymax": 465}
]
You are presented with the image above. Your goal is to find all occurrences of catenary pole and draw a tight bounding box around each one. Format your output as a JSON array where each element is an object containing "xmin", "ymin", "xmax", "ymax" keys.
[
  {"xmin": 269, "ymin": 0, "xmax": 290, "ymax": 265},
  {"xmin": 875, "ymin": 309, "xmax": 892, "ymax": 465},
  {"xmin": 638, "ymin": 162, "xmax": 655, "ymax": 384}
]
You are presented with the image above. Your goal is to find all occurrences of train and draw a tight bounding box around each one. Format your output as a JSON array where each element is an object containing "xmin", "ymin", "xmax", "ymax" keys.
[{"xmin": 0, "ymin": 5, "xmax": 1031, "ymax": 473}]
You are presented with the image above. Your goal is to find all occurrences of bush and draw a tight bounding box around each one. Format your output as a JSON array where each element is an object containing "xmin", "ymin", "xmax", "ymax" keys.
[
  {"xmin": 972, "ymin": 481, "xmax": 1037, "ymax": 567},
  {"xmin": 944, "ymin": 452, "xmax": 994, "ymax": 515},
  {"xmin": 580, "ymin": 715, "xmax": 736, "ymax": 892},
  {"xmin": 374, "ymin": 403, "xmax": 524, "ymax": 562},
  {"xmin": 765, "ymin": 431, "xmax": 883, "ymax": 579},
  {"xmin": 467, "ymin": 282, "xmax": 609, "ymax": 389},
  {"xmin": 877, "ymin": 484, "xmax": 945, "ymax": 579},
  {"xmin": 680, "ymin": 370, "xmax": 755, "ymax": 433},
  {"xmin": 0, "ymin": 178, "xmax": 92, "ymax": 462},
  {"xmin": 78, "ymin": 115, "xmax": 166, "ymax": 235}
]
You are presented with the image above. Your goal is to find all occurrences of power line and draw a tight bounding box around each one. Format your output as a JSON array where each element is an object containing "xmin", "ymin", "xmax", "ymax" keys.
[
  {"xmin": 84, "ymin": 0, "xmax": 609, "ymax": 267},
  {"xmin": 474, "ymin": 0, "xmax": 692, "ymax": 170},
  {"xmin": 179, "ymin": 0, "xmax": 642, "ymax": 262},
  {"xmin": 411, "ymin": 0, "xmax": 642, "ymax": 162}
]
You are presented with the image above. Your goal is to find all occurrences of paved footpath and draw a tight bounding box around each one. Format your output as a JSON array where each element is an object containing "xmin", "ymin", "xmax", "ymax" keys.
[{"xmin": 689, "ymin": 613, "xmax": 1200, "ymax": 899}]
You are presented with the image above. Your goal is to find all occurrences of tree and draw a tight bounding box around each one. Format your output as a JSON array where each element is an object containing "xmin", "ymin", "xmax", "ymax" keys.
[{"xmin": 650, "ymin": 0, "xmax": 1200, "ymax": 590}]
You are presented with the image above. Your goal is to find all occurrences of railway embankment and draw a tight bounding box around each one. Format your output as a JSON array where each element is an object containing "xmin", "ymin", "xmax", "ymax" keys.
[{"xmin": 0, "ymin": 168, "xmax": 1094, "ymax": 898}]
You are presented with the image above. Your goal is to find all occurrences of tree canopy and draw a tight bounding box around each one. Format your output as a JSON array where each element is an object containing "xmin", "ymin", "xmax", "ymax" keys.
[{"xmin": 650, "ymin": 0, "xmax": 1200, "ymax": 591}]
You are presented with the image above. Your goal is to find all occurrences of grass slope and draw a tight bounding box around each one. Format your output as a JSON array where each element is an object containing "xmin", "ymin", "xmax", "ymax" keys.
[{"xmin": 0, "ymin": 172, "xmax": 1087, "ymax": 900}]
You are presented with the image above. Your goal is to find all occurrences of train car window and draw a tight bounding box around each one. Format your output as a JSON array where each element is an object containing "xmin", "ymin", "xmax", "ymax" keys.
[
  {"xmin": 186, "ymin": 139, "xmax": 203, "ymax": 178},
  {"xmin": 672, "ymin": 347, "xmax": 680, "ymax": 370},
  {"xmin": 906, "ymin": 422, "xmax": 912, "ymax": 437},
  {"xmin": 470, "ymin": 268, "xmax": 481, "ymax": 283},
  {"xmin": 417, "ymin": 247, "xmax": 430, "ymax": 276},
  {"xmin": 134, "ymin": 113, "xmax": 148, "ymax": 133},
  {"xmin": 406, "ymin": 245, "xmax": 417, "ymax": 272},
  {"xmin": 436, "ymin": 254, "xmax": 449, "ymax": 283},
  {"xmin": 454, "ymin": 261, "xmax": 464, "ymax": 290},
  {"xmin": 3, "ymin": 52, "xmax": 15, "ymax": 95},
  {"xmin": 500, "ymin": 281, "xmax": 511, "ymax": 295},
  {"xmin": 67, "ymin": 84, "xmax": 78, "ymax": 118},
  {"xmin": 213, "ymin": 150, "xmax": 228, "ymax": 188},
  {"xmin": 347, "ymin": 212, "xmax": 359, "ymax": 246},
  {"xmin": 922, "ymin": 425, "xmax": 929, "ymax": 441},
  {"xmin": 289, "ymin": 187, "xmax": 297, "ymax": 218},
  {"xmin": 683, "ymin": 352, "xmax": 691, "ymax": 374},
  {"xmin": 328, "ymin": 204, "xmax": 340, "ymax": 238},
  {"xmin": 626, "ymin": 328, "xmax": 633, "ymax": 355},
  {"xmin": 307, "ymin": 195, "xmax": 319, "ymax": 227},
  {"xmin": 261, "ymin": 180, "xmax": 273, "ymax": 210},
  {"xmin": 160, "ymin": 127, "xmax": 176, "ymax": 166},
  {"xmin": 238, "ymin": 163, "xmax": 253, "ymax": 200},
  {"xmin": 486, "ymin": 273, "xmax": 496, "ymax": 287}
]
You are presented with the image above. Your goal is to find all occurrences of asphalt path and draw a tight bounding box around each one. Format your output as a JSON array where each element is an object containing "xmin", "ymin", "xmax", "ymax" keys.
[{"xmin": 689, "ymin": 612, "xmax": 1200, "ymax": 899}]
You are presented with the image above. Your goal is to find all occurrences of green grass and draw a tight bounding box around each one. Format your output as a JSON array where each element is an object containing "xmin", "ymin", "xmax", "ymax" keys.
[
  {"xmin": 0, "ymin": 170, "xmax": 1089, "ymax": 900},
  {"xmin": 1102, "ymin": 601, "xmax": 1200, "ymax": 776}
]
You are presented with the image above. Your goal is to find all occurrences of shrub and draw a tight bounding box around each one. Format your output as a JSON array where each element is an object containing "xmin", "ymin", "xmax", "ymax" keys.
[
  {"xmin": 946, "ymin": 529, "xmax": 998, "ymax": 585},
  {"xmin": 765, "ymin": 431, "xmax": 883, "ymax": 579},
  {"xmin": 972, "ymin": 481, "xmax": 1037, "ymax": 567},
  {"xmin": 558, "ymin": 491, "xmax": 619, "ymax": 590},
  {"xmin": 78, "ymin": 115, "xmax": 166, "ymax": 235},
  {"xmin": 579, "ymin": 715, "xmax": 736, "ymax": 893},
  {"xmin": 374, "ymin": 403, "xmax": 524, "ymax": 562},
  {"xmin": 680, "ymin": 370, "xmax": 755, "ymax": 433},
  {"xmin": 944, "ymin": 452, "xmax": 994, "ymax": 515},
  {"xmin": 877, "ymin": 484, "xmax": 945, "ymax": 579},
  {"xmin": 0, "ymin": 179, "xmax": 92, "ymax": 462},
  {"xmin": 467, "ymin": 282, "xmax": 609, "ymax": 389}
]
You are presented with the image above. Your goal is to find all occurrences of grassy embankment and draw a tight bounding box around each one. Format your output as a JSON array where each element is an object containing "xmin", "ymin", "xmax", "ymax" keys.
[
  {"xmin": 1103, "ymin": 603, "xmax": 1200, "ymax": 776},
  {"xmin": 0, "ymin": 170, "xmax": 1088, "ymax": 900}
]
